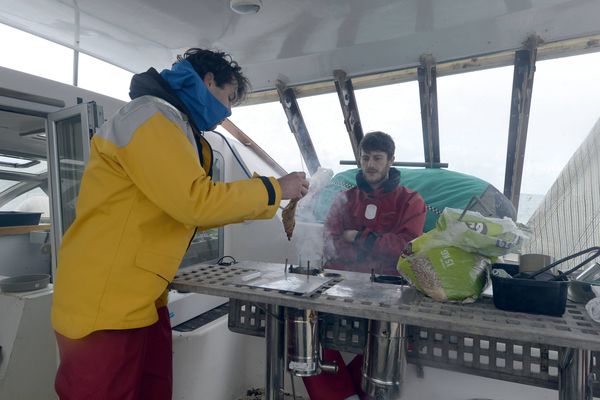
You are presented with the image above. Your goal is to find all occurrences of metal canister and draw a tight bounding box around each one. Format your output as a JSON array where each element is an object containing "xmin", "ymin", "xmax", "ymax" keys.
[
  {"xmin": 362, "ymin": 320, "xmax": 406, "ymax": 400},
  {"xmin": 286, "ymin": 308, "xmax": 320, "ymax": 376}
]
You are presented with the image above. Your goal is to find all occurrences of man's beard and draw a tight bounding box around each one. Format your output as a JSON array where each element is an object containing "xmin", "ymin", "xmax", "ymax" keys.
[{"xmin": 364, "ymin": 170, "xmax": 388, "ymax": 186}]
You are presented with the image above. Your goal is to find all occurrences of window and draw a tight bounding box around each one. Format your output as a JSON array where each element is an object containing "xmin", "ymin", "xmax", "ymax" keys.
[
  {"xmin": 0, "ymin": 23, "xmax": 72, "ymax": 84},
  {"xmin": 355, "ymin": 81, "xmax": 424, "ymax": 164},
  {"xmin": 437, "ymin": 66, "xmax": 513, "ymax": 191},
  {"xmin": 230, "ymin": 102, "xmax": 304, "ymax": 173},
  {"xmin": 524, "ymin": 52, "xmax": 600, "ymax": 198},
  {"xmin": 79, "ymin": 53, "xmax": 133, "ymax": 101},
  {"xmin": 0, "ymin": 179, "xmax": 18, "ymax": 193},
  {"xmin": 0, "ymin": 187, "xmax": 49, "ymax": 221},
  {"xmin": 297, "ymin": 92, "xmax": 354, "ymax": 173},
  {"xmin": 0, "ymin": 155, "xmax": 48, "ymax": 221}
]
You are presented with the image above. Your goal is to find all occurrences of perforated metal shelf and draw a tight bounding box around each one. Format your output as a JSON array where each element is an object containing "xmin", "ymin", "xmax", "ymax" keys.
[
  {"xmin": 171, "ymin": 261, "xmax": 600, "ymax": 351},
  {"xmin": 406, "ymin": 326, "xmax": 563, "ymax": 389}
]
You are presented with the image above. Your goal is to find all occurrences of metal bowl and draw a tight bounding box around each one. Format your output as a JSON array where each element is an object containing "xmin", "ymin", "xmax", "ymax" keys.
[
  {"xmin": 0, "ymin": 274, "xmax": 50, "ymax": 292},
  {"xmin": 568, "ymin": 262, "xmax": 600, "ymax": 303}
]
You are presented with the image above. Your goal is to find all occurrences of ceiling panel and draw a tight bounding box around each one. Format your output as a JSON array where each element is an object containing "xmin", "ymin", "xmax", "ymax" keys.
[{"xmin": 1, "ymin": 0, "xmax": 599, "ymax": 92}]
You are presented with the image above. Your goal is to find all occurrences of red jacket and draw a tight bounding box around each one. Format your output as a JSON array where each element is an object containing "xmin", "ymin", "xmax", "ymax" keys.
[{"xmin": 324, "ymin": 168, "xmax": 426, "ymax": 275}]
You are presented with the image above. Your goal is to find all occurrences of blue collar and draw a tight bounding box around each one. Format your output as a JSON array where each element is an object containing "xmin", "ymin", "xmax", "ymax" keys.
[{"xmin": 160, "ymin": 59, "xmax": 231, "ymax": 131}]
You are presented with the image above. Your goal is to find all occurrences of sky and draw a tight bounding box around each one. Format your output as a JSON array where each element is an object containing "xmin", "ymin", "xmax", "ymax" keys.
[{"xmin": 1, "ymin": 22, "xmax": 600, "ymax": 204}]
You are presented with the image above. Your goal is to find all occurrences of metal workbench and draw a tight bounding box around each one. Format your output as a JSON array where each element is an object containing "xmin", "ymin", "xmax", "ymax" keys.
[{"xmin": 171, "ymin": 261, "xmax": 600, "ymax": 399}]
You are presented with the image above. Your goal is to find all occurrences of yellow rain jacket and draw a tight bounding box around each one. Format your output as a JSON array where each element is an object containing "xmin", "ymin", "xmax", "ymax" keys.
[{"xmin": 52, "ymin": 96, "xmax": 281, "ymax": 339}]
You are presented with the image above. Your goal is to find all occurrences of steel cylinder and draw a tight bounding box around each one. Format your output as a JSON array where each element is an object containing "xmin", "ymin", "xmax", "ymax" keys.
[
  {"xmin": 362, "ymin": 320, "xmax": 406, "ymax": 399},
  {"xmin": 286, "ymin": 308, "xmax": 320, "ymax": 376}
]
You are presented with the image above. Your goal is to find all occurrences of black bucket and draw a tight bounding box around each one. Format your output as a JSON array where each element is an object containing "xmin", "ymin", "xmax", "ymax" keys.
[{"xmin": 491, "ymin": 263, "xmax": 568, "ymax": 316}]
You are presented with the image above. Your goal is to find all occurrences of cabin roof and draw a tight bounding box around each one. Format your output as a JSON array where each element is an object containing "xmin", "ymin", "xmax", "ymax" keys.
[{"xmin": 1, "ymin": 0, "xmax": 600, "ymax": 95}]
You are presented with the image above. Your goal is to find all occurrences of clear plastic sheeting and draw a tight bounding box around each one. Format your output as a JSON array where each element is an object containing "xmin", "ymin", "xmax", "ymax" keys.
[{"xmin": 523, "ymin": 117, "xmax": 600, "ymax": 271}]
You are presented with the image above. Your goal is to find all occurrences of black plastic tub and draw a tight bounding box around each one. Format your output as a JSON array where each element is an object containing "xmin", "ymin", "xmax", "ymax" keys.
[
  {"xmin": 0, "ymin": 211, "xmax": 42, "ymax": 227},
  {"xmin": 372, "ymin": 275, "xmax": 408, "ymax": 285},
  {"xmin": 491, "ymin": 263, "xmax": 569, "ymax": 316}
]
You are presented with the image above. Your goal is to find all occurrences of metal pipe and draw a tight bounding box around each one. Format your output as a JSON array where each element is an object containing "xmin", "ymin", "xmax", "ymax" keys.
[
  {"xmin": 339, "ymin": 160, "xmax": 448, "ymax": 168},
  {"xmin": 265, "ymin": 304, "xmax": 285, "ymax": 400},
  {"xmin": 73, "ymin": 0, "xmax": 81, "ymax": 86},
  {"xmin": 318, "ymin": 358, "xmax": 339, "ymax": 374},
  {"xmin": 0, "ymin": 88, "xmax": 65, "ymax": 108}
]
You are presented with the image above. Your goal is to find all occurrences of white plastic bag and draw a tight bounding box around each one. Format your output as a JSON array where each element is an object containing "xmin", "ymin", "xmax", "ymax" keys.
[{"xmin": 585, "ymin": 286, "xmax": 600, "ymax": 323}]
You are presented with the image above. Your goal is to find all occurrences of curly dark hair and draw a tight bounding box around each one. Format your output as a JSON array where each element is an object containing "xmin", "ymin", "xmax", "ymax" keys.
[
  {"xmin": 177, "ymin": 48, "xmax": 250, "ymax": 105},
  {"xmin": 359, "ymin": 131, "xmax": 395, "ymax": 159}
]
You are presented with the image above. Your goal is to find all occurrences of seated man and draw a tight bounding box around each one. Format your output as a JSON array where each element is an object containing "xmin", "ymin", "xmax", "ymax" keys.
[
  {"xmin": 304, "ymin": 131, "xmax": 426, "ymax": 400},
  {"xmin": 324, "ymin": 131, "xmax": 426, "ymax": 276}
]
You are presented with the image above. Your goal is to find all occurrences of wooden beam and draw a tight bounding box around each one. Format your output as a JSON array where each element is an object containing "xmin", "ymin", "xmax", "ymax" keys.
[
  {"xmin": 0, "ymin": 224, "xmax": 50, "ymax": 236},
  {"xmin": 220, "ymin": 119, "xmax": 288, "ymax": 176}
]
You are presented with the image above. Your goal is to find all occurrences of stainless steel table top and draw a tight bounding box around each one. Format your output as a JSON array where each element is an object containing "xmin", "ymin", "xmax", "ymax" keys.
[{"xmin": 171, "ymin": 261, "xmax": 600, "ymax": 351}]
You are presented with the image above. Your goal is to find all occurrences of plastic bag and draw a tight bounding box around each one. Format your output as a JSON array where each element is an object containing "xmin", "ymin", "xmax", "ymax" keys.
[
  {"xmin": 397, "ymin": 246, "xmax": 490, "ymax": 302},
  {"xmin": 586, "ymin": 297, "xmax": 600, "ymax": 323},
  {"xmin": 397, "ymin": 208, "xmax": 528, "ymax": 302},
  {"xmin": 410, "ymin": 208, "xmax": 530, "ymax": 257},
  {"xmin": 585, "ymin": 285, "xmax": 600, "ymax": 323},
  {"xmin": 296, "ymin": 167, "xmax": 334, "ymax": 222}
]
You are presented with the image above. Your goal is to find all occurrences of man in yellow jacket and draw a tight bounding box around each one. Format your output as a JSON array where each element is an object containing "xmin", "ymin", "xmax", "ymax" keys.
[{"xmin": 51, "ymin": 48, "xmax": 308, "ymax": 400}]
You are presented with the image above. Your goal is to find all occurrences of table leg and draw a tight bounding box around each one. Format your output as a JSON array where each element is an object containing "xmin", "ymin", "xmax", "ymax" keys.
[
  {"xmin": 265, "ymin": 304, "xmax": 285, "ymax": 400},
  {"xmin": 559, "ymin": 348, "xmax": 593, "ymax": 400}
]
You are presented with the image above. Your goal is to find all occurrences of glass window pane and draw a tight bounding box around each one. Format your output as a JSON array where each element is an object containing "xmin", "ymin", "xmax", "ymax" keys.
[
  {"xmin": 355, "ymin": 81, "xmax": 424, "ymax": 164},
  {"xmin": 53, "ymin": 115, "xmax": 86, "ymax": 233},
  {"xmin": 0, "ymin": 23, "xmax": 72, "ymax": 84},
  {"xmin": 0, "ymin": 179, "xmax": 19, "ymax": 193},
  {"xmin": 0, "ymin": 156, "xmax": 47, "ymax": 175},
  {"xmin": 437, "ymin": 66, "xmax": 513, "ymax": 191},
  {"xmin": 524, "ymin": 52, "xmax": 600, "ymax": 196},
  {"xmin": 0, "ymin": 187, "xmax": 49, "ymax": 221},
  {"xmin": 78, "ymin": 53, "xmax": 133, "ymax": 101},
  {"xmin": 230, "ymin": 102, "xmax": 304, "ymax": 173},
  {"xmin": 296, "ymin": 92, "xmax": 354, "ymax": 173}
]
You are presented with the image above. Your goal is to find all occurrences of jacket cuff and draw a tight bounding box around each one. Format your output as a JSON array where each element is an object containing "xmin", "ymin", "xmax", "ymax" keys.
[{"xmin": 257, "ymin": 176, "xmax": 276, "ymax": 205}]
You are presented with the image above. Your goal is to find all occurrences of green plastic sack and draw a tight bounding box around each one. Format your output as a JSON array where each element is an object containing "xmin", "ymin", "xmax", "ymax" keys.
[
  {"xmin": 397, "ymin": 246, "xmax": 490, "ymax": 302},
  {"xmin": 410, "ymin": 208, "xmax": 529, "ymax": 257},
  {"xmin": 396, "ymin": 208, "xmax": 526, "ymax": 302}
]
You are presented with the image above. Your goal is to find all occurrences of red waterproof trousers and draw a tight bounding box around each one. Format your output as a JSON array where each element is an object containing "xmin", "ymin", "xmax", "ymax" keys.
[
  {"xmin": 55, "ymin": 306, "xmax": 172, "ymax": 400},
  {"xmin": 303, "ymin": 349, "xmax": 369, "ymax": 400}
]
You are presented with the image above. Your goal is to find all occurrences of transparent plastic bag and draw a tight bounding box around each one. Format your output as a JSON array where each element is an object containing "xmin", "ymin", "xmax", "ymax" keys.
[
  {"xmin": 296, "ymin": 167, "xmax": 333, "ymax": 222},
  {"xmin": 585, "ymin": 285, "xmax": 600, "ymax": 323}
]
